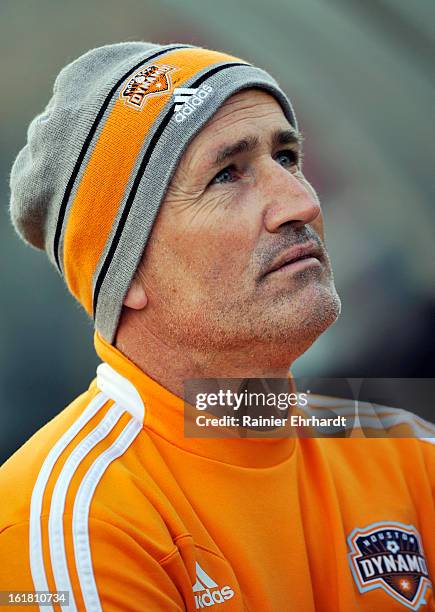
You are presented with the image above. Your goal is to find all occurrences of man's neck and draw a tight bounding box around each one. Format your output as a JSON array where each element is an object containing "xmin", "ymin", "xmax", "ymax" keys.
[{"xmin": 115, "ymin": 320, "xmax": 294, "ymax": 399}]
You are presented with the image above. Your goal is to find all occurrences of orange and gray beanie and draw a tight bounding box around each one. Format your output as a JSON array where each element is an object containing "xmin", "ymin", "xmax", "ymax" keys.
[{"xmin": 9, "ymin": 41, "xmax": 297, "ymax": 343}]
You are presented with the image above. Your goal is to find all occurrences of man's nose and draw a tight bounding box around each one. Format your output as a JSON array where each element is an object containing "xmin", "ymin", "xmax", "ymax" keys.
[{"xmin": 262, "ymin": 164, "xmax": 321, "ymax": 233}]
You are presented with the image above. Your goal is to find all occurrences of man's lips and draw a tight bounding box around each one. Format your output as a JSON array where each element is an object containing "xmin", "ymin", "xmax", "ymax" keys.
[{"xmin": 264, "ymin": 241, "xmax": 323, "ymax": 276}]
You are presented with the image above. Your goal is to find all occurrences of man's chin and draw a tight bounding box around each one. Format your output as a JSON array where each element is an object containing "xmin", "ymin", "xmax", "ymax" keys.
[
  {"xmin": 266, "ymin": 281, "xmax": 341, "ymax": 345},
  {"xmin": 232, "ymin": 287, "xmax": 341, "ymax": 375}
]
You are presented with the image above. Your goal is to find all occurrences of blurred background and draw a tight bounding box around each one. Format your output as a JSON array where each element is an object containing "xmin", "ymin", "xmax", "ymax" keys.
[{"xmin": 1, "ymin": 0, "xmax": 434, "ymax": 463}]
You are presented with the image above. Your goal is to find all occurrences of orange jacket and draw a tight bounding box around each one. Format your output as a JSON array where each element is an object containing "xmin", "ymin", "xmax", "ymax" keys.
[{"xmin": 0, "ymin": 333, "xmax": 434, "ymax": 611}]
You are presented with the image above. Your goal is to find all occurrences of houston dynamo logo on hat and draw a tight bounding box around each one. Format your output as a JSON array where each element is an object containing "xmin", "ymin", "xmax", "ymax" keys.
[
  {"xmin": 120, "ymin": 64, "xmax": 176, "ymax": 110},
  {"xmin": 348, "ymin": 521, "xmax": 432, "ymax": 609}
]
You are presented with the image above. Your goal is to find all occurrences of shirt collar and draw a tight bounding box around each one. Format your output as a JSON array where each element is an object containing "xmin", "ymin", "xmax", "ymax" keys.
[{"xmin": 94, "ymin": 331, "xmax": 297, "ymax": 467}]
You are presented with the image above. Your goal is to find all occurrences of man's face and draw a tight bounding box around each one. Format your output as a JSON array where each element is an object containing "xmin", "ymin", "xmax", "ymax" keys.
[{"xmin": 137, "ymin": 89, "xmax": 341, "ymax": 366}]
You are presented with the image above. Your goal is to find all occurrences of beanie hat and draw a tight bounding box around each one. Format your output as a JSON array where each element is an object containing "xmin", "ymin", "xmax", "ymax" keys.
[{"xmin": 10, "ymin": 41, "xmax": 297, "ymax": 343}]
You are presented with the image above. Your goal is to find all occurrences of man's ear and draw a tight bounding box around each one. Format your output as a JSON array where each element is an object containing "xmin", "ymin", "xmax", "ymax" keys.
[{"xmin": 123, "ymin": 274, "xmax": 148, "ymax": 310}]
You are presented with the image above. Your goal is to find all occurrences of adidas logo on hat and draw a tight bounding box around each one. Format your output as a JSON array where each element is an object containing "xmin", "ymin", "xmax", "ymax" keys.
[
  {"xmin": 192, "ymin": 562, "xmax": 235, "ymax": 608},
  {"xmin": 173, "ymin": 85, "xmax": 214, "ymax": 123}
]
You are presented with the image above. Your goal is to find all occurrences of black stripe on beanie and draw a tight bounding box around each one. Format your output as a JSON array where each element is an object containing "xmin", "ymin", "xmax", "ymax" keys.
[
  {"xmin": 53, "ymin": 44, "xmax": 190, "ymax": 272},
  {"xmin": 92, "ymin": 62, "xmax": 247, "ymax": 318}
]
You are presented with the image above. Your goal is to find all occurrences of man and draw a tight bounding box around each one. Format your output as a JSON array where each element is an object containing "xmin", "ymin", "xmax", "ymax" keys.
[{"xmin": 1, "ymin": 41, "xmax": 434, "ymax": 611}]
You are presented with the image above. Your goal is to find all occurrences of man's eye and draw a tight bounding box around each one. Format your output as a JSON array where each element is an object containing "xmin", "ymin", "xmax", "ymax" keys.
[
  {"xmin": 209, "ymin": 165, "xmax": 237, "ymax": 186},
  {"xmin": 275, "ymin": 149, "xmax": 300, "ymax": 168}
]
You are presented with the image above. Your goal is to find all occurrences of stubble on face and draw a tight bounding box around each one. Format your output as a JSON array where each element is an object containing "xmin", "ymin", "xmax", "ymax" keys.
[{"xmin": 128, "ymin": 90, "xmax": 341, "ymax": 371}]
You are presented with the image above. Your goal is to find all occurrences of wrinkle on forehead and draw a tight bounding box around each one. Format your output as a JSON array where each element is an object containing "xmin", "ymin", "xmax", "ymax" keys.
[{"xmin": 175, "ymin": 89, "xmax": 291, "ymax": 176}]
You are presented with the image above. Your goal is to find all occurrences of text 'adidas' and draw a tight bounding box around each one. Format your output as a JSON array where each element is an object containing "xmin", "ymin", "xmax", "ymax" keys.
[{"xmin": 173, "ymin": 84, "xmax": 214, "ymax": 123}]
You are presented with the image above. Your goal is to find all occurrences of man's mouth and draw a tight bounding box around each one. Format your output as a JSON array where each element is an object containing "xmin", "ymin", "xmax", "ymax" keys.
[{"xmin": 263, "ymin": 241, "xmax": 323, "ymax": 276}]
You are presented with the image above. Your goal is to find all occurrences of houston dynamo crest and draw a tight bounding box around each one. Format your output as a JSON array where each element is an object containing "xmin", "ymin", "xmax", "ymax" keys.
[
  {"xmin": 348, "ymin": 522, "xmax": 432, "ymax": 609},
  {"xmin": 120, "ymin": 64, "xmax": 176, "ymax": 110}
]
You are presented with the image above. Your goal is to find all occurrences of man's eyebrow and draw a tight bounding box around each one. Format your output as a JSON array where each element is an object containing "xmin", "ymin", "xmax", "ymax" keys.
[
  {"xmin": 272, "ymin": 128, "xmax": 303, "ymax": 148},
  {"xmin": 211, "ymin": 129, "xmax": 303, "ymax": 168},
  {"xmin": 213, "ymin": 135, "xmax": 259, "ymax": 167}
]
